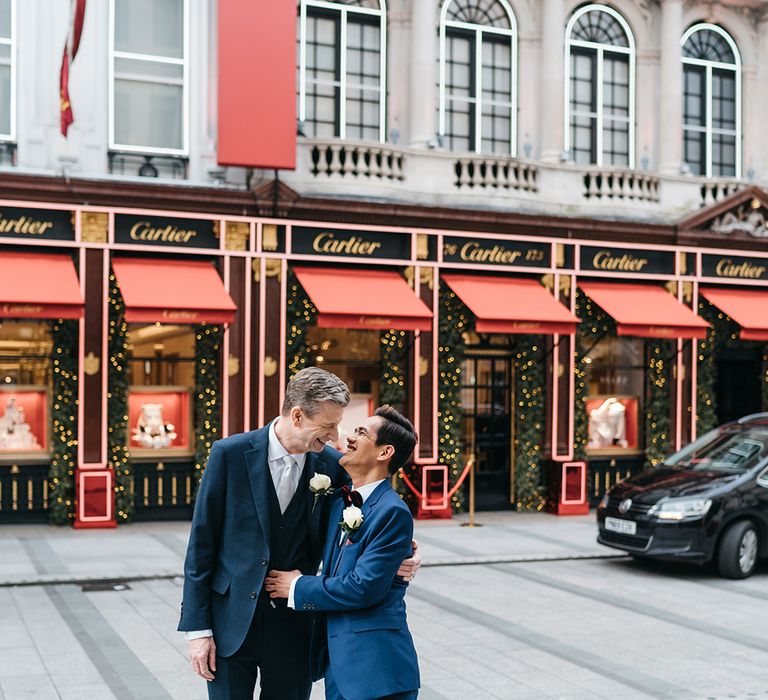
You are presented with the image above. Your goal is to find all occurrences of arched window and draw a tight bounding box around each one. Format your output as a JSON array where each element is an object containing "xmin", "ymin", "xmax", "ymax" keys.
[
  {"xmin": 681, "ymin": 24, "xmax": 740, "ymax": 179},
  {"xmin": 438, "ymin": 0, "xmax": 517, "ymax": 155},
  {"xmin": 298, "ymin": 0, "xmax": 386, "ymax": 142},
  {"xmin": 565, "ymin": 5, "xmax": 635, "ymax": 167}
]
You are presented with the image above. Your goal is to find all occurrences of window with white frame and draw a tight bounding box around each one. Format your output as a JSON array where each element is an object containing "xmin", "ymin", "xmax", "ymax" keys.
[
  {"xmin": 0, "ymin": 0, "xmax": 15, "ymax": 142},
  {"xmin": 298, "ymin": 0, "xmax": 386, "ymax": 142},
  {"xmin": 565, "ymin": 5, "xmax": 634, "ymax": 168},
  {"xmin": 681, "ymin": 24, "xmax": 740, "ymax": 179},
  {"xmin": 109, "ymin": 0, "xmax": 188, "ymax": 155},
  {"xmin": 438, "ymin": 0, "xmax": 517, "ymax": 155}
]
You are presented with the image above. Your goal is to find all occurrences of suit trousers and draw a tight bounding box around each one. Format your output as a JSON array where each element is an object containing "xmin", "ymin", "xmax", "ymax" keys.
[
  {"xmin": 207, "ymin": 598, "xmax": 314, "ymax": 700},
  {"xmin": 324, "ymin": 662, "xmax": 418, "ymax": 700}
]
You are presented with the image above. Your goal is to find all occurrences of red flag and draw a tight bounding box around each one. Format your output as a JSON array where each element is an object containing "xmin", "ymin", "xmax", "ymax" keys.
[{"xmin": 59, "ymin": 0, "xmax": 86, "ymax": 137}]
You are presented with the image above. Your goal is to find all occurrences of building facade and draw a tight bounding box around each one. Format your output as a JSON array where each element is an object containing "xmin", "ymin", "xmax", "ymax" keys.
[{"xmin": 2, "ymin": 0, "xmax": 768, "ymax": 523}]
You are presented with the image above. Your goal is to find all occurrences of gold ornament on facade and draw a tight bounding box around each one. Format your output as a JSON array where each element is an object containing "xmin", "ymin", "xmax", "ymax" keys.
[
  {"xmin": 83, "ymin": 352, "xmax": 100, "ymax": 376},
  {"xmin": 228, "ymin": 355, "xmax": 240, "ymax": 377},
  {"xmin": 403, "ymin": 267, "xmax": 414, "ymax": 288},
  {"xmin": 81, "ymin": 212, "xmax": 109, "ymax": 243},
  {"xmin": 225, "ymin": 222, "xmax": 250, "ymax": 251},
  {"xmin": 263, "ymin": 356, "xmax": 277, "ymax": 377},
  {"xmin": 262, "ymin": 224, "xmax": 279, "ymax": 252},
  {"xmin": 419, "ymin": 267, "xmax": 434, "ymax": 290},
  {"xmin": 419, "ymin": 356, "xmax": 429, "ymax": 377},
  {"xmin": 416, "ymin": 234, "xmax": 429, "ymax": 261},
  {"xmin": 252, "ymin": 258, "xmax": 282, "ymax": 282}
]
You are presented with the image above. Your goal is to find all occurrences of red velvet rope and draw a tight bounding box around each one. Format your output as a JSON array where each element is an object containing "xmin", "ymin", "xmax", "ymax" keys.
[{"xmin": 399, "ymin": 458, "xmax": 474, "ymax": 502}]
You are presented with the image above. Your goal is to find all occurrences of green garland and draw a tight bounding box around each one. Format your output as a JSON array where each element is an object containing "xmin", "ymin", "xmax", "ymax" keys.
[
  {"xmin": 514, "ymin": 336, "xmax": 545, "ymax": 510},
  {"xmin": 645, "ymin": 340, "xmax": 672, "ymax": 468},
  {"xmin": 194, "ymin": 324, "xmax": 222, "ymax": 491},
  {"xmin": 380, "ymin": 330, "xmax": 407, "ymax": 411},
  {"xmin": 48, "ymin": 319, "xmax": 79, "ymax": 525},
  {"xmin": 107, "ymin": 274, "xmax": 132, "ymax": 522},
  {"xmin": 286, "ymin": 270, "xmax": 318, "ymax": 379},
  {"xmin": 574, "ymin": 291, "xmax": 615, "ymax": 460},
  {"xmin": 438, "ymin": 284, "xmax": 470, "ymax": 512}
]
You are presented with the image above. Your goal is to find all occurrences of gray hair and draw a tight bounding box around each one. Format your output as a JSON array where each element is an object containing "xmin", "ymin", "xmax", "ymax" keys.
[{"xmin": 282, "ymin": 367, "xmax": 350, "ymax": 417}]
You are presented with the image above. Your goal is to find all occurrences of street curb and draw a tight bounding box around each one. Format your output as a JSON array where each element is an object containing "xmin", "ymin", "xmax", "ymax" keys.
[{"xmin": 0, "ymin": 553, "xmax": 628, "ymax": 587}]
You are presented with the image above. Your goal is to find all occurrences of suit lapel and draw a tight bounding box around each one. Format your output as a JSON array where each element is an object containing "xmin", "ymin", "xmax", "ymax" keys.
[
  {"xmin": 326, "ymin": 496, "xmax": 344, "ymax": 575},
  {"xmin": 305, "ymin": 452, "xmax": 323, "ymax": 560},
  {"xmin": 245, "ymin": 425, "xmax": 272, "ymax": 544}
]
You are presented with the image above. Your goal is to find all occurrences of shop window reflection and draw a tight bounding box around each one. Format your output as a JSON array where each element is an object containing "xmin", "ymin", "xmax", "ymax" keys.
[
  {"xmin": 585, "ymin": 337, "xmax": 643, "ymax": 454},
  {"xmin": 0, "ymin": 321, "xmax": 53, "ymax": 456},
  {"xmin": 127, "ymin": 324, "xmax": 194, "ymax": 457}
]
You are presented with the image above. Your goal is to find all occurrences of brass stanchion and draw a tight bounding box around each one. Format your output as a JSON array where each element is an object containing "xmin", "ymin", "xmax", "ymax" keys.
[{"xmin": 461, "ymin": 454, "xmax": 482, "ymax": 528}]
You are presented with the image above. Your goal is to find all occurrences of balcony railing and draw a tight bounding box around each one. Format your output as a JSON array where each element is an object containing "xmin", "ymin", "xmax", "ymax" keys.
[
  {"xmin": 453, "ymin": 157, "xmax": 538, "ymax": 192},
  {"xmin": 582, "ymin": 169, "xmax": 659, "ymax": 202},
  {"xmin": 309, "ymin": 141, "xmax": 405, "ymax": 181}
]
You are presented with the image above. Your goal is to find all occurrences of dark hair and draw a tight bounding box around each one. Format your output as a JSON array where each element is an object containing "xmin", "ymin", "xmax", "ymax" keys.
[{"xmin": 373, "ymin": 405, "xmax": 418, "ymax": 475}]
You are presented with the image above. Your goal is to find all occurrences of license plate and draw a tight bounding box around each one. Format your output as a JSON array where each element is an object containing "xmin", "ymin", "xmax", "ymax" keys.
[{"xmin": 605, "ymin": 517, "xmax": 637, "ymax": 535}]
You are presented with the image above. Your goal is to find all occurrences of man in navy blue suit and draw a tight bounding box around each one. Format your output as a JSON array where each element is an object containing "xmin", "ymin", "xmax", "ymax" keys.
[
  {"xmin": 265, "ymin": 405, "xmax": 420, "ymax": 700},
  {"xmin": 178, "ymin": 369, "xmax": 420, "ymax": 700}
]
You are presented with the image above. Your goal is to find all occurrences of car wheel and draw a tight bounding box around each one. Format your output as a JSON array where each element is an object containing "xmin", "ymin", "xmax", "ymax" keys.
[{"xmin": 717, "ymin": 521, "xmax": 759, "ymax": 579}]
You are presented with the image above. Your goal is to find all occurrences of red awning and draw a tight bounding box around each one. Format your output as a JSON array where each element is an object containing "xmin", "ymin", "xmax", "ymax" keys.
[
  {"xmin": 700, "ymin": 288, "xmax": 768, "ymax": 341},
  {"xmin": 0, "ymin": 251, "xmax": 83, "ymax": 319},
  {"xmin": 579, "ymin": 281, "xmax": 709, "ymax": 339},
  {"xmin": 442, "ymin": 274, "xmax": 578, "ymax": 335},
  {"xmin": 293, "ymin": 267, "xmax": 432, "ymax": 331},
  {"xmin": 112, "ymin": 258, "xmax": 237, "ymax": 324}
]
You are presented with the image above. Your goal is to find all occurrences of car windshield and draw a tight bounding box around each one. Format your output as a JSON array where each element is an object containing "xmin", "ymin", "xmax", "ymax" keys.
[{"xmin": 664, "ymin": 427, "xmax": 768, "ymax": 473}]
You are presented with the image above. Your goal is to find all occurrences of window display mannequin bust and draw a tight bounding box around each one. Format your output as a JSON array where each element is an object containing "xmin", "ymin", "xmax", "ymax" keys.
[{"xmin": 588, "ymin": 397, "xmax": 628, "ymax": 448}]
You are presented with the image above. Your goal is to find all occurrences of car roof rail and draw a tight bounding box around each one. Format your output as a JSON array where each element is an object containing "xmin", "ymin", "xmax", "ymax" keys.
[{"xmin": 736, "ymin": 412, "xmax": 768, "ymax": 425}]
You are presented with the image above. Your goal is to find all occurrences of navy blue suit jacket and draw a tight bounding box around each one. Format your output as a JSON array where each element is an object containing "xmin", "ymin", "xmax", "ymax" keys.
[
  {"xmin": 293, "ymin": 481, "xmax": 420, "ymax": 700},
  {"xmin": 177, "ymin": 424, "xmax": 347, "ymax": 657}
]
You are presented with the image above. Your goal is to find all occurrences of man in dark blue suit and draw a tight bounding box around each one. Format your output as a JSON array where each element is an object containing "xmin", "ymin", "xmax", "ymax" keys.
[
  {"xmin": 178, "ymin": 369, "xmax": 420, "ymax": 700},
  {"xmin": 265, "ymin": 405, "xmax": 420, "ymax": 700}
]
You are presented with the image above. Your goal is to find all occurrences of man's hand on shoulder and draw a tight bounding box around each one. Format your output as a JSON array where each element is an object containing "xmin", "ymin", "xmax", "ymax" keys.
[
  {"xmin": 397, "ymin": 539, "xmax": 421, "ymax": 582},
  {"xmin": 188, "ymin": 635, "xmax": 216, "ymax": 681}
]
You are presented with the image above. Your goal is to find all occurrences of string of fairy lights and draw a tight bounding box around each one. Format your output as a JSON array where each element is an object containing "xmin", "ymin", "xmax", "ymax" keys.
[
  {"xmin": 48, "ymin": 319, "xmax": 78, "ymax": 524},
  {"xmin": 380, "ymin": 330, "xmax": 407, "ymax": 411},
  {"xmin": 286, "ymin": 271, "xmax": 317, "ymax": 378},
  {"xmin": 514, "ymin": 338, "xmax": 545, "ymax": 511},
  {"xmin": 646, "ymin": 340, "xmax": 671, "ymax": 468},
  {"xmin": 194, "ymin": 324, "xmax": 222, "ymax": 491},
  {"xmin": 107, "ymin": 274, "xmax": 132, "ymax": 522}
]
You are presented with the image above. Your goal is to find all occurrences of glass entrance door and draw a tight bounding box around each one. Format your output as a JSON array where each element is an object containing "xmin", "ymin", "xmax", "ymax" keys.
[{"xmin": 460, "ymin": 356, "xmax": 512, "ymax": 511}]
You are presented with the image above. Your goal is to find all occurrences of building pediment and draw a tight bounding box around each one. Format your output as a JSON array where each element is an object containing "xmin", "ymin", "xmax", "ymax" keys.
[{"xmin": 679, "ymin": 186, "xmax": 768, "ymax": 239}]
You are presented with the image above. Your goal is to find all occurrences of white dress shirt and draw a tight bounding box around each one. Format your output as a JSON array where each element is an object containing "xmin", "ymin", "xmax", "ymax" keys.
[
  {"xmin": 287, "ymin": 479, "xmax": 384, "ymax": 609},
  {"xmin": 186, "ymin": 419, "xmax": 307, "ymax": 641}
]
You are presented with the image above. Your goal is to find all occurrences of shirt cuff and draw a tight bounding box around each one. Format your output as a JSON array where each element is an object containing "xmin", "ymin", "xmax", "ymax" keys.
[
  {"xmin": 185, "ymin": 629, "xmax": 213, "ymax": 640},
  {"xmin": 288, "ymin": 575, "xmax": 302, "ymax": 609}
]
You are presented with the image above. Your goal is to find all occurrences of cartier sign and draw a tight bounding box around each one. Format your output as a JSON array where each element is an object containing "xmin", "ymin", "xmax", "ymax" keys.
[
  {"xmin": 442, "ymin": 236, "xmax": 550, "ymax": 268},
  {"xmin": 292, "ymin": 226, "xmax": 411, "ymax": 260},
  {"xmin": 702, "ymin": 254, "xmax": 768, "ymax": 280},
  {"xmin": 0, "ymin": 207, "xmax": 75, "ymax": 241},
  {"xmin": 580, "ymin": 246, "xmax": 674, "ymax": 275},
  {"xmin": 115, "ymin": 214, "xmax": 220, "ymax": 249}
]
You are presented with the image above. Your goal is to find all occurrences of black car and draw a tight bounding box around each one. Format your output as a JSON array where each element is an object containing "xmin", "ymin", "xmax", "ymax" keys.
[{"xmin": 597, "ymin": 413, "xmax": 768, "ymax": 579}]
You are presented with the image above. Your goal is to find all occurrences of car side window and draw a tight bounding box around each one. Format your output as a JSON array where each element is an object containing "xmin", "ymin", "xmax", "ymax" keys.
[{"xmin": 757, "ymin": 465, "xmax": 768, "ymax": 488}]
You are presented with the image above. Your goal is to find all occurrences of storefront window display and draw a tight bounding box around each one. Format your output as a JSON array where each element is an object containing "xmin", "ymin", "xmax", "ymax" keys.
[
  {"xmin": 583, "ymin": 337, "xmax": 644, "ymax": 454},
  {"xmin": 126, "ymin": 324, "xmax": 194, "ymax": 457},
  {"xmin": 0, "ymin": 321, "xmax": 52, "ymax": 457}
]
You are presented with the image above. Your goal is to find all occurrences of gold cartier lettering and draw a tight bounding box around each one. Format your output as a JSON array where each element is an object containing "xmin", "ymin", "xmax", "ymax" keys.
[
  {"xmin": 1, "ymin": 304, "xmax": 43, "ymax": 315},
  {"xmin": 593, "ymin": 250, "xmax": 649, "ymax": 272},
  {"xmin": 0, "ymin": 214, "xmax": 54, "ymax": 236},
  {"xmin": 358, "ymin": 317, "xmax": 391, "ymax": 327},
  {"xmin": 161, "ymin": 310, "xmax": 199, "ymax": 321},
  {"xmin": 312, "ymin": 232, "xmax": 382, "ymax": 256},
  {"xmin": 129, "ymin": 221, "xmax": 198, "ymax": 244},
  {"xmin": 714, "ymin": 258, "xmax": 766, "ymax": 279},
  {"xmin": 459, "ymin": 241, "xmax": 522, "ymax": 264}
]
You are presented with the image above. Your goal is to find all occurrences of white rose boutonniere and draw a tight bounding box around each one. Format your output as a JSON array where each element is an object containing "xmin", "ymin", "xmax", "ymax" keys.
[
  {"xmin": 309, "ymin": 473, "xmax": 334, "ymax": 513},
  {"xmin": 340, "ymin": 505, "xmax": 364, "ymax": 538}
]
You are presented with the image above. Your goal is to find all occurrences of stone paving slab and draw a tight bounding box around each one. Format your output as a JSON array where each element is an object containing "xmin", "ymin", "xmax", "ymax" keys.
[{"xmin": 0, "ymin": 512, "xmax": 617, "ymax": 586}]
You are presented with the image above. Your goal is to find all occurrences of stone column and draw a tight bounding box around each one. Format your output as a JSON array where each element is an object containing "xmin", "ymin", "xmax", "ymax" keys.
[
  {"xmin": 539, "ymin": 0, "xmax": 565, "ymax": 162},
  {"xmin": 658, "ymin": 0, "xmax": 684, "ymax": 175},
  {"xmin": 408, "ymin": 0, "xmax": 437, "ymax": 147}
]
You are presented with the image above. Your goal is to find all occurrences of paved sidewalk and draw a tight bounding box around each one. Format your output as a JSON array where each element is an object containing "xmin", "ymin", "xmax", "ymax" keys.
[{"xmin": 0, "ymin": 511, "xmax": 616, "ymax": 586}]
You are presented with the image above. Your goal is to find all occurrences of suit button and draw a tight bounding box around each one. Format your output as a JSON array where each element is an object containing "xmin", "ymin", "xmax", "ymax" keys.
[
  {"xmin": 259, "ymin": 558, "xmax": 267, "ymax": 566},
  {"xmin": 250, "ymin": 592, "xmax": 257, "ymax": 599}
]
